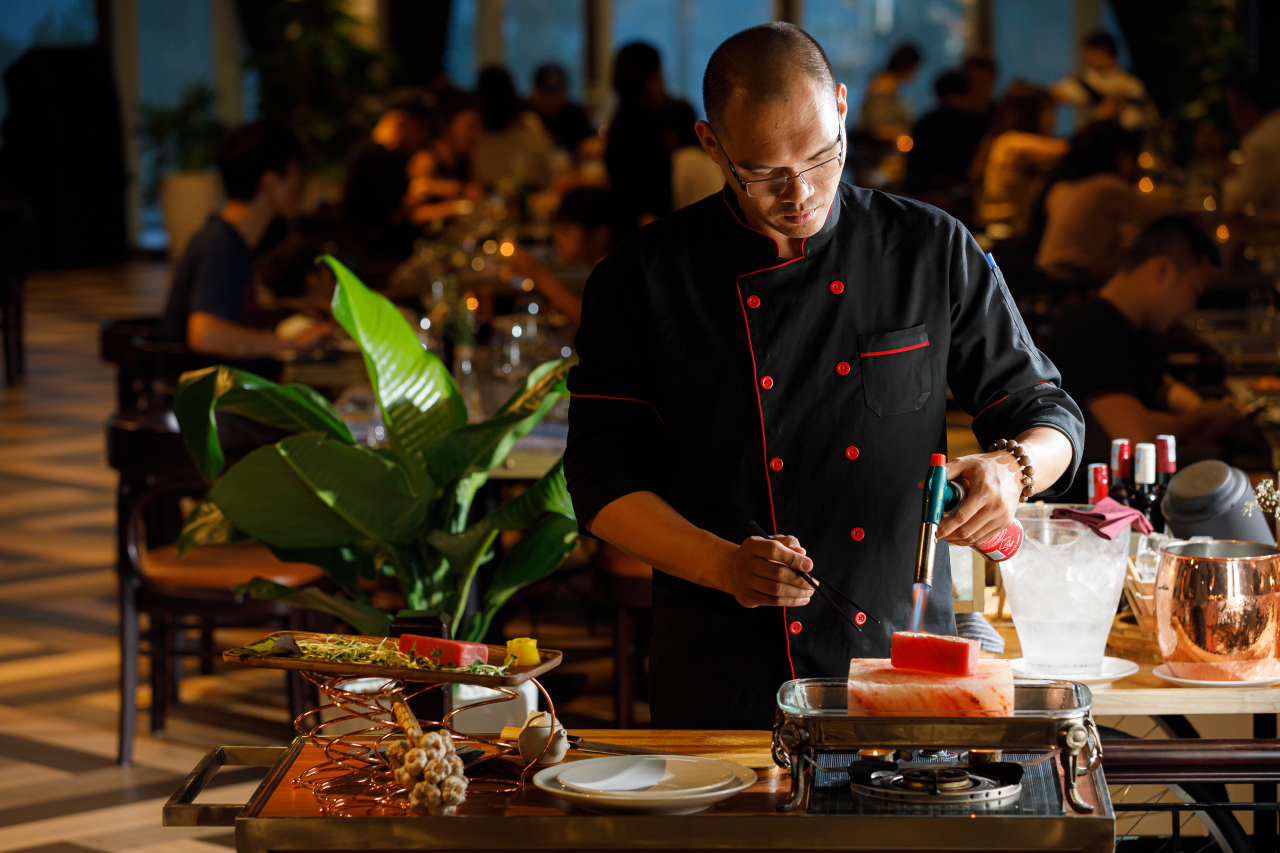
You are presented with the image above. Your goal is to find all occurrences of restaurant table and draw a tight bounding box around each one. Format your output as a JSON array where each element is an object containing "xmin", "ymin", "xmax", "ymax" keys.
[
  {"xmin": 166, "ymin": 730, "xmax": 1114, "ymax": 853},
  {"xmin": 997, "ymin": 620, "xmax": 1280, "ymax": 845}
]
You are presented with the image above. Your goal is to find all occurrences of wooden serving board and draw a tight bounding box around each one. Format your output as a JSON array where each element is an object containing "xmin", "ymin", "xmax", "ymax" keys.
[{"xmin": 222, "ymin": 631, "xmax": 562, "ymax": 687}]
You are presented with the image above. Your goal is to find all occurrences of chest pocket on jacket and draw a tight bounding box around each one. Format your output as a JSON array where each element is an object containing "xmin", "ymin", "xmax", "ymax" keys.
[{"xmin": 858, "ymin": 325, "xmax": 932, "ymax": 416}]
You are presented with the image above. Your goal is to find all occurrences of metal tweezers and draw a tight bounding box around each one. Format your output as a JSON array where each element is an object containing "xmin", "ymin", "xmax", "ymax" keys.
[{"xmin": 747, "ymin": 520, "xmax": 880, "ymax": 632}]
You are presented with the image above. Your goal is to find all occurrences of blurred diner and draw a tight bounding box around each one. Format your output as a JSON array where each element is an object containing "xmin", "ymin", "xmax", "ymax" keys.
[
  {"xmin": 160, "ymin": 122, "xmax": 333, "ymax": 364},
  {"xmin": 1222, "ymin": 74, "xmax": 1280, "ymax": 216},
  {"xmin": 1052, "ymin": 30, "xmax": 1155, "ymax": 131},
  {"xmin": 1042, "ymin": 216, "xmax": 1252, "ymax": 500},
  {"xmin": 528, "ymin": 63, "xmax": 596, "ymax": 155},
  {"xmin": 605, "ymin": 41, "xmax": 697, "ymax": 229},
  {"xmin": 858, "ymin": 43, "xmax": 921, "ymax": 142},
  {"xmin": 1032, "ymin": 120, "xmax": 1168, "ymax": 287}
]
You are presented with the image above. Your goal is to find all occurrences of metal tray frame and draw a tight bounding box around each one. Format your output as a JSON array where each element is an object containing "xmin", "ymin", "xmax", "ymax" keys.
[
  {"xmin": 772, "ymin": 678, "xmax": 1102, "ymax": 814},
  {"xmin": 165, "ymin": 739, "xmax": 1115, "ymax": 853}
]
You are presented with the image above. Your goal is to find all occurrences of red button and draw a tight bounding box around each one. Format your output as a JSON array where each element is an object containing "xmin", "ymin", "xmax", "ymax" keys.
[
  {"xmin": 855, "ymin": 612, "xmax": 867, "ymax": 626},
  {"xmin": 770, "ymin": 457, "xmax": 784, "ymax": 471},
  {"xmin": 851, "ymin": 527, "xmax": 865, "ymax": 541},
  {"xmin": 830, "ymin": 281, "xmax": 844, "ymax": 294},
  {"xmin": 746, "ymin": 295, "xmax": 761, "ymax": 308},
  {"xmin": 836, "ymin": 361, "xmax": 851, "ymax": 375},
  {"xmin": 761, "ymin": 376, "xmax": 773, "ymax": 389},
  {"xmin": 789, "ymin": 621, "xmax": 802, "ymax": 635},
  {"xmin": 845, "ymin": 446, "xmax": 859, "ymax": 460}
]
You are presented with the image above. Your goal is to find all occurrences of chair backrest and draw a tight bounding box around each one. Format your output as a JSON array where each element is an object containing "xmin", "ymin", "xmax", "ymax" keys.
[
  {"xmin": 129, "ymin": 336, "xmax": 219, "ymax": 410},
  {"xmin": 121, "ymin": 480, "xmax": 208, "ymax": 594},
  {"xmin": 100, "ymin": 317, "xmax": 161, "ymax": 410}
]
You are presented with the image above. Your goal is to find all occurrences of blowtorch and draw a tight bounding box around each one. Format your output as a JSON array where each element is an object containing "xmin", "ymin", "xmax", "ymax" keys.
[{"xmin": 910, "ymin": 453, "xmax": 964, "ymax": 631}]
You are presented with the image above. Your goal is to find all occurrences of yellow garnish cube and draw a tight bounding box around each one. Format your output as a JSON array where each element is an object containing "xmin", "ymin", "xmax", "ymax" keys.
[{"xmin": 507, "ymin": 637, "xmax": 539, "ymax": 666}]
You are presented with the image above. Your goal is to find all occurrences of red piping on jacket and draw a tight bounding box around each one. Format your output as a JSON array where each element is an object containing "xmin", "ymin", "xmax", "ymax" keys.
[
  {"xmin": 973, "ymin": 381, "xmax": 1057, "ymax": 420},
  {"xmin": 569, "ymin": 393, "xmax": 668, "ymax": 439},
  {"xmin": 861, "ymin": 341, "xmax": 930, "ymax": 358},
  {"xmin": 730, "ymin": 244, "xmax": 806, "ymax": 684}
]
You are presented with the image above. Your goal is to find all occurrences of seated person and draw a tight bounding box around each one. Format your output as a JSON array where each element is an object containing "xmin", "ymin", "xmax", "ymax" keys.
[
  {"xmin": 1034, "ymin": 121, "xmax": 1168, "ymax": 286},
  {"xmin": 503, "ymin": 188, "xmax": 619, "ymax": 324},
  {"xmin": 1042, "ymin": 217, "xmax": 1243, "ymax": 501},
  {"xmin": 528, "ymin": 63, "xmax": 595, "ymax": 154},
  {"xmin": 472, "ymin": 66, "xmax": 556, "ymax": 191},
  {"xmin": 341, "ymin": 88, "xmax": 432, "ymax": 255},
  {"xmin": 970, "ymin": 82, "xmax": 1066, "ymax": 235},
  {"xmin": 1052, "ymin": 30, "xmax": 1155, "ymax": 131},
  {"xmin": 858, "ymin": 43, "xmax": 920, "ymax": 143},
  {"xmin": 160, "ymin": 123, "xmax": 333, "ymax": 360},
  {"xmin": 1222, "ymin": 74, "xmax": 1280, "ymax": 216},
  {"xmin": 905, "ymin": 70, "xmax": 990, "ymax": 192},
  {"xmin": 403, "ymin": 88, "xmax": 485, "ymax": 224}
]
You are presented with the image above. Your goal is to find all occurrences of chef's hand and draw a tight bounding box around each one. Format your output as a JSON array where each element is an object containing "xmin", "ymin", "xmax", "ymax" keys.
[
  {"xmin": 934, "ymin": 451, "xmax": 1023, "ymax": 547},
  {"xmin": 721, "ymin": 535, "xmax": 815, "ymax": 609}
]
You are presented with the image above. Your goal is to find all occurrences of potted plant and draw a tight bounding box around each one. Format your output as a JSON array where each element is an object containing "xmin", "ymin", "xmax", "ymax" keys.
[
  {"xmin": 171, "ymin": 256, "xmax": 579, "ymax": 641},
  {"xmin": 140, "ymin": 82, "xmax": 227, "ymax": 259}
]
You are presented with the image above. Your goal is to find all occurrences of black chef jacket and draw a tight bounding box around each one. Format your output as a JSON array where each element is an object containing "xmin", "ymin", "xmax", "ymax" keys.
[{"xmin": 565, "ymin": 183, "xmax": 1085, "ymax": 729}]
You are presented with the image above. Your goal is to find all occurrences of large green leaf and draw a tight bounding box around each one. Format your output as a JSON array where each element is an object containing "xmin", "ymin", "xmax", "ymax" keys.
[
  {"xmin": 485, "ymin": 459, "xmax": 574, "ymax": 529},
  {"xmin": 461, "ymin": 513, "xmax": 579, "ymax": 642},
  {"xmin": 235, "ymin": 578, "xmax": 393, "ymax": 637},
  {"xmin": 174, "ymin": 365, "xmax": 353, "ymax": 482},
  {"xmin": 420, "ymin": 358, "xmax": 572, "ymax": 488},
  {"xmin": 175, "ymin": 499, "xmax": 249, "ymax": 557},
  {"xmin": 426, "ymin": 459, "xmax": 574, "ymax": 631},
  {"xmin": 320, "ymin": 255, "xmax": 465, "ymax": 494},
  {"xmin": 210, "ymin": 433, "xmax": 425, "ymax": 550}
]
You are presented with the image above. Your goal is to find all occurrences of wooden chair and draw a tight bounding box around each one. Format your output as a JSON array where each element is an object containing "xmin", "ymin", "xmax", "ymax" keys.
[
  {"xmin": 599, "ymin": 544, "xmax": 652, "ymax": 729},
  {"xmin": 119, "ymin": 482, "xmax": 327, "ymax": 765}
]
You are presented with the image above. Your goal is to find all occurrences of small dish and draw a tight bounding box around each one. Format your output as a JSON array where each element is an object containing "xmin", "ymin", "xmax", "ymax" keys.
[
  {"xmin": 1010, "ymin": 656, "xmax": 1138, "ymax": 688},
  {"xmin": 557, "ymin": 755, "xmax": 738, "ymax": 796},
  {"xmin": 1152, "ymin": 664, "xmax": 1280, "ymax": 688},
  {"xmin": 533, "ymin": 760, "xmax": 755, "ymax": 814}
]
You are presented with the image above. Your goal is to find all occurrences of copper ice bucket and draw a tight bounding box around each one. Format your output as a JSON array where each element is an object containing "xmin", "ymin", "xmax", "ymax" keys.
[{"xmin": 1155, "ymin": 540, "xmax": 1280, "ymax": 681}]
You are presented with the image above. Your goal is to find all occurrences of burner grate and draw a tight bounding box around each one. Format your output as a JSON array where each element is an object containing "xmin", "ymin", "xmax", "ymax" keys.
[{"xmin": 808, "ymin": 753, "xmax": 1064, "ymax": 817}]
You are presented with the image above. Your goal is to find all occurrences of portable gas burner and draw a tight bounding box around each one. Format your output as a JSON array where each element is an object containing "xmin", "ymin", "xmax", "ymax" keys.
[
  {"xmin": 848, "ymin": 761, "xmax": 1023, "ymax": 806},
  {"xmin": 773, "ymin": 678, "xmax": 1104, "ymax": 815}
]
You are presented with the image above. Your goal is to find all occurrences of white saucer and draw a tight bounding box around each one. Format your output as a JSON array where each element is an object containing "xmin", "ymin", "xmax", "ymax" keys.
[
  {"xmin": 533, "ymin": 758, "xmax": 756, "ymax": 814},
  {"xmin": 1152, "ymin": 664, "xmax": 1280, "ymax": 688},
  {"xmin": 1010, "ymin": 656, "xmax": 1139, "ymax": 688},
  {"xmin": 557, "ymin": 755, "xmax": 739, "ymax": 796}
]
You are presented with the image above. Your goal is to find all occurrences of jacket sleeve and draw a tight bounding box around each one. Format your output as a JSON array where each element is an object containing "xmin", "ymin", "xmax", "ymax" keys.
[
  {"xmin": 945, "ymin": 223, "xmax": 1086, "ymax": 497},
  {"xmin": 564, "ymin": 248, "xmax": 667, "ymax": 535}
]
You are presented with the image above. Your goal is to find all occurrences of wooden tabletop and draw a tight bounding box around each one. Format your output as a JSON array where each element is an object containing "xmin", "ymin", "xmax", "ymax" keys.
[{"xmin": 990, "ymin": 617, "xmax": 1280, "ymax": 716}]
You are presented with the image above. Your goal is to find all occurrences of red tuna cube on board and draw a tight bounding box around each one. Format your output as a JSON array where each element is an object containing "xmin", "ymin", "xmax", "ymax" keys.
[
  {"xmin": 848, "ymin": 658, "xmax": 1014, "ymax": 716},
  {"xmin": 398, "ymin": 634, "xmax": 489, "ymax": 667},
  {"xmin": 891, "ymin": 631, "xmax": 980, "ymax": 677}
]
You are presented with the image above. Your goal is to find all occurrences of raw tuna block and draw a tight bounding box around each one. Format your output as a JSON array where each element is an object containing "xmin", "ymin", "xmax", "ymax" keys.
[
  {"xmin": 399, "ymin": 634, "xmax": 489, "ymax": 667},
  {"xmin": 848, "ymin": 658, "xmax": 1014, "ymax": 716},
  {"xmin": 891, "ymin": 631, "xmax": 979, "ymax": 677}
]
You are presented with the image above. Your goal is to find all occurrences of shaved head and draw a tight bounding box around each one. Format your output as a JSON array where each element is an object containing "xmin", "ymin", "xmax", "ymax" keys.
[{"xmin": 703, "ymin": 23, "xmax": 836, "ymax": 131}]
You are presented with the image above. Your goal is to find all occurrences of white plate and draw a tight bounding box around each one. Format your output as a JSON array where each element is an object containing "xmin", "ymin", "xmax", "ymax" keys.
[
  {"xmin": 557, "ymin": 755, "xmax": 739, "ymax": 795},
  {"xmin": 1152, "ymin": 664, "xmax": 1280, "ymax": 688},
  {"xmin": 1010, "ymin": 656, "xmax": 1138, "ymax": 688},
  {"xmin": 533, "ymin": 759, "xmax": 756, "ymax": 815}
]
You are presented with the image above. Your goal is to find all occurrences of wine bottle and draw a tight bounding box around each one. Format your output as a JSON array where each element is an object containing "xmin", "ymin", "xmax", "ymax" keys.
[
  {"xmin": 1087, "ymin": 462, "xmax": 1109, "ymax": 504},
  {"xmin": 1109, "ymin": 438, "xmax": 1132, "ymax": 506},
  {"xmin": 1155, "ymin": 434, "xmax": 1176, "ymax": 490},
  {"xmin": 1129, "ymin": 442, "xmax": 1164, "ymax": 531}
]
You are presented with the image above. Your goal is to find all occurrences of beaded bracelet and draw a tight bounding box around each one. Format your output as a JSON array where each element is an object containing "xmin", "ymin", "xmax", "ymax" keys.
[{"xmin": 988, "ymin": 438, "xmax": 1035, "ymax": 502}]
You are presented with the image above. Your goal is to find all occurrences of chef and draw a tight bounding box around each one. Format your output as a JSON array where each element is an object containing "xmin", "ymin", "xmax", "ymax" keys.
[{"xmin": 565, "ymin": 23, "xmax": 1085, "ymax": 729}]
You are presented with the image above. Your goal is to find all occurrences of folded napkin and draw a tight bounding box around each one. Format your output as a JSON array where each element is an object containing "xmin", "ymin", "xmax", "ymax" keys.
[{"xmin": 1051, "ymin": 497, "xmax": 1153, "ymax": 539}]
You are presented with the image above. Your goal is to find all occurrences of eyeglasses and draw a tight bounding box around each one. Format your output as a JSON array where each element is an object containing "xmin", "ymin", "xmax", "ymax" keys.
[{"xmin": 717, "ymin": 124, "xmax": 845, "ymax": 198}]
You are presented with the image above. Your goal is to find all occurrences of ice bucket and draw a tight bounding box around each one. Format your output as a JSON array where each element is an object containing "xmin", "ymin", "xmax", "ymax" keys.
[
  {"xmin": 1155, "ymin": 540, "xmax": 1280, "ymax": 681},
  {"xmin": 999, "ymin": 505, "xmax": 1130, "ymax": 676}
]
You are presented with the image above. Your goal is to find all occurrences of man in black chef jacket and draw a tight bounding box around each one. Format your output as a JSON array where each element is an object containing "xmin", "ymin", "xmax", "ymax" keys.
[{"xmin": 565, "ymin": 23, "xmax": 1084, "ymax": 729}]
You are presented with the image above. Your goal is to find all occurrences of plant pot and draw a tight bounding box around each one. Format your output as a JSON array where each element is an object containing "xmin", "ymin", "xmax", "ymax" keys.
[{"xmin": 161, "ymin": 171, "xmax": 221, "ymax": 260}]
